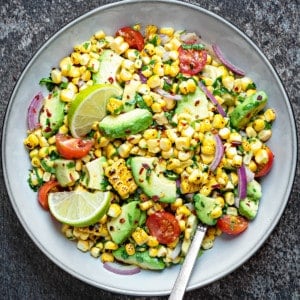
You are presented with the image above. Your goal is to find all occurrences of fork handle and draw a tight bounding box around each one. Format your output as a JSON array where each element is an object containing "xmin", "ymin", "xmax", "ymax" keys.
[{"xmin": 169, "ymin": 224, "xmax": 207, "ymax": 300}]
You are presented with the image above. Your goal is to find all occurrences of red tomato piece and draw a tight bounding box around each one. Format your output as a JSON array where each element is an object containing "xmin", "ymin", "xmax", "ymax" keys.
[
  {"xmin": 38, "ymin": 180, "xmax": 59, "ymax": 210},
  {"xmin": 146, "ymin": 211, "xmax": 180, "ymax": 245},
  {"xmin": 178, "ymin": 46, "xmax": 207, "ymax": 75},
  {"xmin": 116, "ymin": 26, "xmax": 145, "ymax": 51},
  {"xmin": 217, "ymin": 215, "xmax": 248, "ymax": 235},
  {"xmin": 56, "ymin": 134, "xmax": 93, "ymax": 159},
  {"xmin": 255, "ymin": 146, "xmax": 274, "ymax": 178}
]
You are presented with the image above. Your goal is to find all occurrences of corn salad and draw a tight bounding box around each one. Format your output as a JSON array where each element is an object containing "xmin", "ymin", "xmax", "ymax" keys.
[{"xmin": 24, "ymin": 24, "xmax": 276, "ymax": 270}]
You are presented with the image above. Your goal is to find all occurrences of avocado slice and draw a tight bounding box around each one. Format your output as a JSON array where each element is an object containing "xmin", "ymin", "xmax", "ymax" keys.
[
  {"xmin": 194, "ymin": 193, "xmax": 222, "ymax": 226},
  {"xmin": 40, "ymin": 91, "xmax": 65, "ymax": 138},
  {"xmin": 107, "ymin": 201, "xmax": 141, "ymax": 244},
  {"xmin": 92, "ymin": 49, "xmax": 123, "ymax": 85},
  {"xmin": 80, "ymin": 157, "xmax": 107, "ymax": 191},
  {"xmin": 181, "ymin": 214, "xmax": 198, "ymax": 256},
  {"xmin": 175, "ymin": 86, "xmax": 209, "ymax": 121},
  {"xmin": 238, "ymin": 197, "xmax": 259, "ymax": 220},
  {"xmin": 113, "ymin": 246, "xmax": 165, "ymax": 270},
  {"xmin": 99, "ymin": 108, "xmax": 152, "ymax": 138},
  {"xmin": 131, "ymin": 157, "xmax": 177, "ymax": 203},
  {"xmin": 230, "ymin": 91, "xmax": 268, "ymax": 129},
  {"xmin": 54, "ymin": 159, "xmax": 79, "ymax": 187},
  {"xmin": 246, "ymin": 179, "xmax": 262, "ymax": 201}
]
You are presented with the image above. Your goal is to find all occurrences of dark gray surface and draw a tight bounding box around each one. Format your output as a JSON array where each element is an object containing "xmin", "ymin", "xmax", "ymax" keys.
[{"xmin": 0, "ymin": 0, "xmax": 299, "ymax": 299}]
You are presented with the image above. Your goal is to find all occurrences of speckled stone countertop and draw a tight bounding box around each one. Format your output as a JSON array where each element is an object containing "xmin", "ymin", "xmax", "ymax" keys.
[{"xmin": 0, "ymin": 0, "xmax": 299, "ymax": 299}]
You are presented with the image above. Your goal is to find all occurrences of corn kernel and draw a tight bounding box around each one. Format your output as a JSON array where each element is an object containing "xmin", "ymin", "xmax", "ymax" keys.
[
  {"xmin": 77, "ymin": 240, "xmax": 90, "ymax": 252},
  {"xmin": 24, "ymin": 134, "xmax": 40, "ymax": 150},
  {"xmin": 132, "ymin": 228, "xmax": 149, "ymax": 246},
  {"xmin": 104, "ymin": 241, "xmax": 118, "ymax": 251},
  {"xmin": 60, "ymin": 89, "xmax": 75, "ymax": 102},
  {"xmin": 90, "ymin": 247, "xmax": 101, "ymax": 258},
  {"xmin": 107, "ymin": 203, "xmax": 122, "ymax": 218},
  {"xmin": 147, "ymin": 75, "xmax": 161, "ymax": 89},
  {"xmin": 258, "ymin": 129, "xmax": 272, "ymax": 142},
  {"xmin": 100, "ymin": 252, "xmax": 114, "ymax": 263},
  {"xmin": 253, "ymin": 119, "xmax": 265, "ymax": 132},
  {"xmin": 50, "ymin": 68, "xmax": 62, "ymax": 84},
  {"xmin": 210, "ymin": 207, "xmax": 222, "ymax": 219},
  {"xmin": 176, "ymin": 205, "xmax": 191, "ymax": 216},
  {"xmin": 254, "ymin": 148, "xmax": 269, "ymax": 165},
  {"xmin": 248, "ymin": 160, "xmax": 258, "ymax": 172},
  {"xmin": 264, "ymin": 108, "xmax": 276, "ymax": 122},
  {"xmin": 149, "ymin": 248, "xmax": 159, "ymax": 257},
  {"xmin": 147, "ymin": 236, "xmax": 159, "ymax": 248},
  {"xmin": 224, "ymin": 192, "xmax": 235, "ymax": 205}
]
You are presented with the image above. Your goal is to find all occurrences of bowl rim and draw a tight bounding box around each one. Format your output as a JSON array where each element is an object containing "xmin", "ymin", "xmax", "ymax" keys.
[{"xmin": 2, "ymin": 0, "xmax": 298, "ymax": 296}]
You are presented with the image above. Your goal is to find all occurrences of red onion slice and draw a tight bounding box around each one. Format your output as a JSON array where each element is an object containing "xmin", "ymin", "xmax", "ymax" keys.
[
  {"xmin": 212, "ymin": 44, "xmax": 245, "ymax": 76},
  {"xmin": 210, "ymin": 134, "xmax": 224, "ymax": 171},
  {"xmin": 27, "ymin": 92, "xmax": 44, "ymax": 131},
  {"xmin": 237, "ymin": 164, "xmax": 247, "ymax": 206},
  {"xmin": 198, "ymin": 81, "xmax": 227, "ymax": 117},
  {"xmin": 154, "ymin": 88, "xmax": 183, "ymax": 101},
  {"xmin": 103, "ymin": 262, "xmax": 141, "ymax": 275}
]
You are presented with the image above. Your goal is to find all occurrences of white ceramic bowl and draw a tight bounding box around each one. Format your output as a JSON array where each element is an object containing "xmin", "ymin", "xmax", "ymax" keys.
[{"xmin": 2, "ymin": 0, "xmax": 297, "ymax": 296}]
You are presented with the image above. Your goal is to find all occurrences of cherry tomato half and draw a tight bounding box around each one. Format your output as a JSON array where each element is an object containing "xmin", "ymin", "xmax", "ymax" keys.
[
  {"xmin": 255, "ymin": 146, "xmax": 274, "ymax": 178},
  {"xmin": 217, "ymin": 215, "xmax": 248, "ymax": 235},
  {"xmin": 116, "ymin": 26, "xmax": 145, "ymax": 51},
  {"xmin": 146, "ymin": 211, "xmax": 180, "ymax": 245},
  {"xmin": 178, "ymin": 46, "xmax": 207, "ymax": 75},
  {"xmin": 56, "ymin": 134, "xmax": 93, "ymax": 159},
  {"xmin": 38, "ymin": 180, "xmax": 59, "ymax": 210}
]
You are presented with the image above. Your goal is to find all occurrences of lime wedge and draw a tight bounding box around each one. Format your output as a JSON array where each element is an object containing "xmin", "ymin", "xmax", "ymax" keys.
[
  {"xmin": 48, "ymin": 190, "xmax": 112, "ymax": 227},
  {"xmin": 68, "ymin": 84, "xmax": 122, "ymax": 137}
]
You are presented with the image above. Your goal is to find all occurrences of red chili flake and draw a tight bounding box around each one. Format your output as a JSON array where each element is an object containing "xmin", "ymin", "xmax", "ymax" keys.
[
  {"xmin": 125, "ymin": 129, "xmax": 131, "ymax": 134},
  {"xmin": 195, "ymin": 99, "xmax": 200, "ymax": 106},
  {"xmin": 139, "ymin": 167, "xmax": 145, "ymax": 175},
  {"xmin": 44, "ymin": 126, "xmax": 52, "ymax": 132},
  {"xmin": 152, "ymin": 195, "xmax": 160, "ymax": 202},
  {"xmin": 257, "ymin": 95, "xmax": 262, "ymax": 101},
  {"xmin": 119, "ymin": 218, "xmax": 125, "ymax": 224},
  {"xmin": 46, "ymin": 109, "xmax": 52, "ymax": 117},
  {"xmin": 108, "ymin": 77, "xmax": 114, "ymax": 84}
]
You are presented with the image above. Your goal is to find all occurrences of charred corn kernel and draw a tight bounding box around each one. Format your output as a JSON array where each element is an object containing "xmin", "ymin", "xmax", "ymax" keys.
[
  {"xmin": 127, "ymin": 134, "xmax": 142, "ymax": 144},
  {"xmin": 106, "ymin": 97, "xmax": 123, "ymax": 115},
  {"xmin": 226, "ymin": 206, "xmax": 238, "ymax": 216},
  {"xmin": 121, "ymin": 59, "xmax": 135, "ymax": 73},
  {"xmin": 31, "ymin": 157, "xmax": 41, "ymax": 167},
  {"xmin": 60, "ymin": 89, "xmax": 75, "ymax": 102},
  {"xmin": 242, "ymin": 140, "xmax": 251, "ymax": 152},
  {"xmin": 99, "ymin": 214, "xmax": 108, "ymax": 225},
  {"xmin": 90, "ymin": 247, "xmax": 101, "ymax": 258},
  {"xmin": 202, "ymin": 236, "xmax": 214, "ymax": 250},
  {"xmin": 125, "ymin": 49, "xmax": 140, "ymax": 61},
  {"xmin": 29, "ymin": 149, "xmax": 39, "ymax": 158},
  {"xmin": 199, "ymin": 119, "xmax": 212, "ymax": 133},
  {"xmin": 132, "ymin": 228, "xmax": 149, "ymax": 246},
  {"xmin": 160, "ymin": 27, "xmax": 174, "ymax": 36},
  {"xmin": 225, "ymin": 146, "xmax": 237, "ymax": 158},
  {"xmin": 58, "ymin": 124, "xmax": 69, "ymax": 134},
  {"xmin": 152, "ymin": 62, "xmax": 164, "ymax": 76},
  {"xmin": 179, "ymin": 78, "xmax": 197, "ymax": 94},
  {"xmin": 38, "ymin": 136, "xmax": 49, "ymax": 147},
  {"xmin": 224, "ymin": 191, "xmax": 235, "ymax": 205},
  {"xmin": 101, "ymin": 252, "xmax": 114, "ymax": 263},
  {"xmin": 59, "ymin": 57, "xmax": 72, "ymax": 76},
  {"xmin": 118, "ymin": 143, "xmax": 132, "ymax": 158},
  {"xmin": 170, "ymin": 198, "xmax": 183, "ymax": 210},
  {"xmin": 159, "ymin": 138, "xmax": 172, "ymax": 151},
  {"xmin": 212, "ymin": 114, "xmax": 226, "ymax": 129},
  {"xmin": 221, "ymin": 76, "xmax": 234, "ymax": 90},
  {"xmin": 119, "ymin": 68, "xmax": 133, "ymax": 81},
  {"xmin": 167, "ymin": 158, "xmax": 181, "ymax": 170},
  {"xmin": 77, "ymin": 240, "xmax": 90, "ymax": 252},
  {"xmin": 201, "ymin": 154, "xmax": 214, "ymax": 165},
  {"xmin": 68, "ymin": 66, "xmax": 81, "ymax": 78},
  {"xmin": 200, "ymin": 185, "xmax": 212, "ymax": 196},
  {"xmin": 218, "ymin": 127, "xmax": 230, "ymax": 140},
  {"xmin": 232, "ymin": 154, "xmax": 243, "ymax": 167},
  {"xmin": 254, "ymin": 148, "xmax": 269, "ymax": 164},
  {"xmin": 253, "ymin": 119, "xmax": 265, "ymax": 132},
  {"xmin": 24, "ymin": 134, "xmax": 40, "ymax": 149},
  {"xmin": 98, "ymin": 136, "xmax": 110, "ymax": 148},
  {"xmin": 175, "ymin": 137, "xmax": 190, "ymax": 151},
  {"xmin": 201, "ymin": 144, "xmax": 215, "ymax": 155},
  {"xmin": 176, "ymin": 205, "xmax": 191, "ymax": 216},
  {"xmin": 124, "ymin": 243, "xmax": 135, "ymax": 256},
  {"xmin": 258, "ymin": 129, "xmax": 272, "ymax": 142},
  {"xmin": 248, "ymin": 160, "xmax": 258, "ymax": 172},
  {"xmin": 230, "ymin": 172, "xmax": 238, "ymax": 185},
  {"xmin": 167, "ymin": 65, "xmax": 179, "ymax": 77},
  {"xmin": 143, "ymin": 128, "xmax": 158, "ymax": 139},
  {"xmin": 48, "ymin": 145, "xmax": 57, "ymax": 155},
  {"xmin": 264, "ymin": 108, "xmax": 276, "ymax": 122},
  {"xmin": 216, "ymin": 196, "xmax": 225, "ymax": 208},
  {"xmin": 147, "ymin": 236, "xmax": 159, "ymax": 248},
  {"xmin": 246, "ymin": 126, "xmax": 257, "ymax": 138},
  {"xmin": 144, "ymin": 43, "xmax": 155, "ymax": 55},
  {"xmin": 70, "ymin": 52, "xmax": 81, "ymax": 64},
  {"xmin": 149, "ymin": 248, "xmax": 159, "ymax": 257},
  {"xmin": 139, "ymin": 200, "xmax": 154, "ymax": 211},
  {"xmin": 151, "ymin": 102, "xmax": 163, "ymax": 113},
  {"xmin": 178, "ymin": 150, "xmax": 192, "ymax": 161},
  {"xmin": 38, "ymin": 147, "xmax": 49, "ymax": 158},
  {"xmin": 188, "ymin": 169, "xmax": 203, "ymax": 184},
  {"xmin": 78, "ymin": 53, "xmax": 89, "ymax": 66},
  {"xmin": 250, "ymin": 139, "xmax": 263, "ymax": 154},
  {"xmin": 104, "ymin": 241, "xmax": 118, "ymax": 250},
  {"xmin": 94, "ymin": 149, "xmax": 102, "ymax": 158},
  {"xmin": 147, "ymin": 75, "xmax": 161, "ymax": 89},
  {"xmin": 210, "ymin": 207, "xmax": 222, "ymax": 219},
  {"xmin": 161, "ymin": 148, "xmax": 174, "ymax": 159},
  {"xmin": 50, "ymin": 68, "xmax": 62, "ymax": 84},
  {"xmin": 94, "ymin": 30, "xmax": 106, "ymax": 40},
  {"xmin": 105, "ymin": 143, "xmax": 117, "ymax": 159},
  {"xmin": 165, "ymin": 38, "xmax": 181, "ymax": 51},
  {"xmin": 107, "ymin": 203, "xmax": 122, "ymax": 218},
  {"xmin": 229, "ymin": 132, "xmax": 242, "ymax": 143}
]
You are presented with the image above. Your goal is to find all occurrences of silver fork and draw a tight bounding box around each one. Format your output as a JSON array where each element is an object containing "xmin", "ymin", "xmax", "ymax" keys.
[{"xmin": 169, "ymin": 224, "xmax": 207, "ymax": 300}]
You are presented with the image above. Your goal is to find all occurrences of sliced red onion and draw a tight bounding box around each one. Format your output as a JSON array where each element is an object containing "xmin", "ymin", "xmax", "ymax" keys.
[
  {"xmin": 154, "ymin": 88, "xmax": 183, "ymax": 101},
  {"xmin": 237, "ymin": 164, "xmax": 247, "ymax": 206},
  {"xmin": 103, "ymin": 262, "xmax": 141, "ymax": 275},
  {"xmin": 198, "ymin": 81, "xmax": 227, "ymax": 117},
  {"xmin": 27, "ymin": 92, "xmax": 44, "ymax": 131},
  {"xmin": 210, "ymin": 133, "xmax": 224, "ymax": 171},
  {"xmin": 212, "ymin": 44, "xmax": 245, "ymax": 76},
  {"xmin": 137, "ymin": 70, "xmax": 147, "ymax": 84}
]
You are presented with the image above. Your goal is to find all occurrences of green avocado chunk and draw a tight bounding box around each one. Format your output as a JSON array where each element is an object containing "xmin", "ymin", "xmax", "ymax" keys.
[
  {"xmin": 92, "ymin": 49, "xmax": 123, "ymax": 86},
  {"xmin": 194, "ymin": 193, "xmax": 222, "ymax": 226},
  {"xmin": 107, "ymin": 201, "xmax": 141, "ymax": 244},
  {"xmin": 229, "ymin": 91, "xmax": 268, "ymax": 129},
  {"xmin": 113, "ymin": 246, "xmax": 165, "ymax": 270},
  {"xmin": 175, "ymin": 86, "xmax": 209, "ymax": 121},
  {"xmin": 131, "ymin": 156, "xmax": 177, "ymax": 203},
  {"xmin": 54, "ymin": 159, "xmax": 79, "ymax": 187},
  {"xmin": 238, "ymin": 197, "xmax": 259, "ymax": 220},
  {"xmin": 99, "ymin": 108, "xmax": 152, "ymax": 138},
  {"xmin": 246, "ymin": 179, "xmax": 262, "ymax": 201},
  {"xmin": 39, "ymin": 91, "xmax": 65, "ymax": 138}
]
